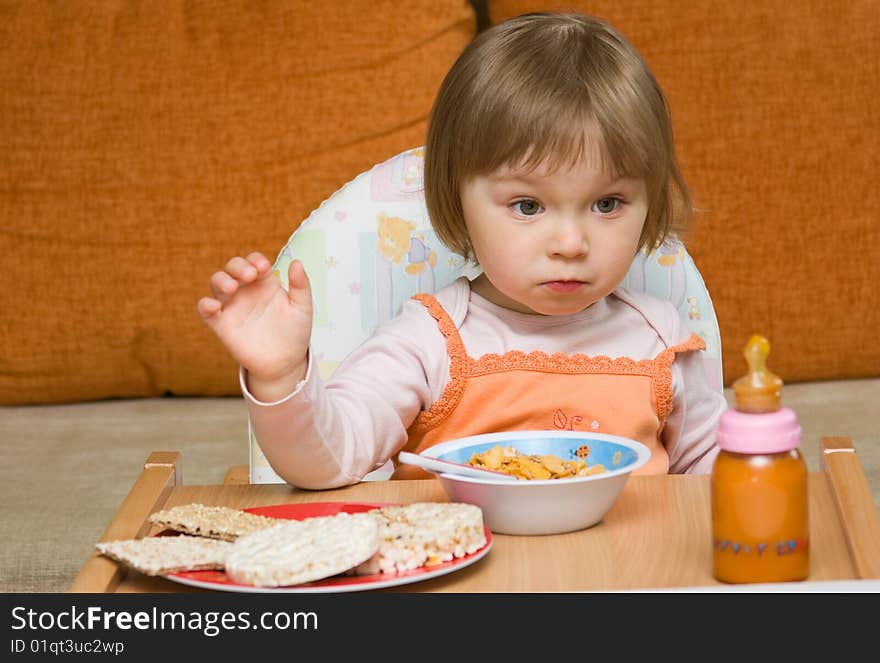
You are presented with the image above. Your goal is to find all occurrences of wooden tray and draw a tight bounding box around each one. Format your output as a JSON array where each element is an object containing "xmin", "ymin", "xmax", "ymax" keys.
[{"xmin": 69, "ymin": 437, "xmax": 880, "ymax": 593}]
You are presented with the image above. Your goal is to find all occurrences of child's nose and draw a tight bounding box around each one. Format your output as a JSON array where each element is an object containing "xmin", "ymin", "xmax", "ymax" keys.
[{"xmin": 549, "ymin": 218, "xmax": 588, "ymax": 258}]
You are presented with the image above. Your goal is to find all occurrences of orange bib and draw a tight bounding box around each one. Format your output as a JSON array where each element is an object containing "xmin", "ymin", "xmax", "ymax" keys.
[{"xmin": 392, "ymin": 294, "xmax": 706, "ymax": 479}]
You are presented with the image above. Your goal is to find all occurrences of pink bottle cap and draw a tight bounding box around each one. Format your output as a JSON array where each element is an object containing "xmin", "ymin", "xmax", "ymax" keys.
[{"xmin": 715, "ymin": 406, "xmax": 802, "ymax": 454}]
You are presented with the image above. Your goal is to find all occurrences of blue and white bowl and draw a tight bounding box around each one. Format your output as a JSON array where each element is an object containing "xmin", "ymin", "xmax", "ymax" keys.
[{"xmin": 422, "ymin": 430, "xmax": 651, "ymax": 535}]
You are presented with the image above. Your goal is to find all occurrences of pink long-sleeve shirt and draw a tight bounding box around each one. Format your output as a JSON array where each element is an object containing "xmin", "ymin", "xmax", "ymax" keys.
[{"xmin": 242, "ymin": 277, "xmax": 725, "ymax": 488}]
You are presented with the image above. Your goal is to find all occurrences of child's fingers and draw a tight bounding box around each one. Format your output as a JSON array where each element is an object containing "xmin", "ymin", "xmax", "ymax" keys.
[
  {"xmin": 210, "ymin": 253, "xmax": 274, "ymax": 300},
  {"xmin": 209, "ymin": 270, "xmax": 239, "ymax": 300},
  {"xmin": 197, "ymin": 296, "xmax": 222, "ymax": 321},
  {"xmin": 224, "ymin": 256, "xmax": 260, "ymax": 282},
  {"xmin": 245, "ymin": 252, "xmax": 273, "ymax": 274},
  {"xmin": 286, "ymin": 259, "xmax": 313, "ymax": 310}
]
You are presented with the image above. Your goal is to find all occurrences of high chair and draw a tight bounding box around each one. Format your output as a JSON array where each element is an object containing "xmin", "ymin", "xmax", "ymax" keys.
[{"xmin": 242, "ymin": 147, "xmax": 723, "ymax": 484}]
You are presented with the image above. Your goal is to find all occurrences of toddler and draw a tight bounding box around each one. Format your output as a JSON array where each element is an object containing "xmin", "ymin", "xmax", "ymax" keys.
[{"xmin": 198, "ymin": 12, "xmax": 726, "ymax": 487}]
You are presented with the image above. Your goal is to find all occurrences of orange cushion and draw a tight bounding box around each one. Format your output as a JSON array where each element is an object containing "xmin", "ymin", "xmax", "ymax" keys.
[
  {"xmin": 489, "ymin": 0, "xmax": 879, "ymax": 385},
  {"xmin": 0, "ymin": 1, "xmax": 476, "ymax": 404}
]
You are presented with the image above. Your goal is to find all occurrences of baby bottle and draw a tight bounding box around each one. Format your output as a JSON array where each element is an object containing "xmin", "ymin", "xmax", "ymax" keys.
[{"xmin": 711, "ymin": 334, "xmax": 809, "ymax": 584}]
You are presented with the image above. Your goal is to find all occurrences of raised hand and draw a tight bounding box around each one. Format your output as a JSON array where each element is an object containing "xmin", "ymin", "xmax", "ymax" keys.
[{"xmin": 198, "ymin": 252, "xmax": 313, "ymax": 401}]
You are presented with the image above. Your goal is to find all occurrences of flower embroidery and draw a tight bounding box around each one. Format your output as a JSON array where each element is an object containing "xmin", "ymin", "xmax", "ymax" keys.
[{"xmin": 553, "ymin": 409, "xmax": 583, "ymax": 431}]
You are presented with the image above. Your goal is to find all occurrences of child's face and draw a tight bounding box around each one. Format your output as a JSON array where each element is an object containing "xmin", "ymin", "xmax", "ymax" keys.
[{"xmin": 460, "ymin": 157, "xmax": 647, "ymax": 316}]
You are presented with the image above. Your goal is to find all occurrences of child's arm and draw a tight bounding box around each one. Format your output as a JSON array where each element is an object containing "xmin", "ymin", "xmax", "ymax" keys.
[
  {"xmin": 197, "ymin": 252, "xmax": 313, "ymax": 402},
  {"xmin": 243, "ymin": 299, "xmax": 443, "ymax": 488},
  {"xmin": 664, "ymin": 351, "xmax": 727, "ymax": 474}
]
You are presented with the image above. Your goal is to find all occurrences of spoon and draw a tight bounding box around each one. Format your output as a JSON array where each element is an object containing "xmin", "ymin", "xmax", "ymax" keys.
[{"xmin": 397, "ymin": 451, "xmax": 519, "ymax": 481}]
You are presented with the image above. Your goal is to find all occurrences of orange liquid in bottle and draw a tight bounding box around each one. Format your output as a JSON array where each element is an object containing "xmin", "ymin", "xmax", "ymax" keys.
[{"xmin": 711, "ymin": 449, "xmax": 809, "ymax": 583}]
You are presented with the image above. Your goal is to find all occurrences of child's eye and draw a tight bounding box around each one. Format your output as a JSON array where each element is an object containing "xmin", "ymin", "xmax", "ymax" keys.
[
  {"xmin": 592, "ymin": 197, "xmax": 621, "ymax": 214},
  {"xmin": 511, "ymin": 199, "xmax": 543, "ymax": 216}
]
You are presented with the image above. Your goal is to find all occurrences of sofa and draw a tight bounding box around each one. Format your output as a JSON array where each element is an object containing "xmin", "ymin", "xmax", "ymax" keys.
[{"xmin": 1, "ymin": 1, "xmax": 877, "ymax": 592}]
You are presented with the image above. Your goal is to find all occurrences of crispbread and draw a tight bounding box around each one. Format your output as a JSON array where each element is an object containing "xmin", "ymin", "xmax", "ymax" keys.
[
  {"xmin": 95, "ymin": 536, "xmax": 233, "ymax": 575},
  {"xmin": 354, "ymin": 502, "xmax": 486, "ymax": 575},
  {"xmin": 148, "ymin": 503, "xmax": 281, "ymax": 541},
  {"xmin": 225, "ymin": 512, "xmax": 380, "ymax": 587}
]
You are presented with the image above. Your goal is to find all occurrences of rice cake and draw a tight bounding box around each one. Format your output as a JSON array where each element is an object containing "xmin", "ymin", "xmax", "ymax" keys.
[
  {"xmin": 148, "ymin": 503, "xmax": 281, "ymax": 541},
  {"xmin": 354, "ymin": 502, "xmax": 486, "ymax": 575},
  {"xmin": 225, "ymin": 512, "xmax": 380, "ymax": 587},
  {"xmin": 95, "ymin": 536, "xmax": 233, "ymax": 575}
]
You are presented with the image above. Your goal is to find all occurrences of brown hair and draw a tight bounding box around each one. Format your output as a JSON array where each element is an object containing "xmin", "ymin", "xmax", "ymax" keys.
[{"xmin": 424, "ymin": 12, "xmax": 691, "ymax": 261}]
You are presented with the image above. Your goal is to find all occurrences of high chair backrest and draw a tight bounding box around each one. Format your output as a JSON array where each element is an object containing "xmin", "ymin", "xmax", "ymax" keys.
[{"xmin": 249, "ymin": 147, "xmax": 723, "ymax": 483}]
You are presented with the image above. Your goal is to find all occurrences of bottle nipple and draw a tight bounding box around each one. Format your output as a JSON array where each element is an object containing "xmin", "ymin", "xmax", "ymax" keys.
[{"xmin": 732, "ymin": 334, "xmax": 783, "ymax": 413}]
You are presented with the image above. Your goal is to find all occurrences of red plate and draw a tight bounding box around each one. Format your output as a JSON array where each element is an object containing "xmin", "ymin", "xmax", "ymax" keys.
[{"xmin": 164, "ymin": 502, "xmax": 493, "ymax": 593}]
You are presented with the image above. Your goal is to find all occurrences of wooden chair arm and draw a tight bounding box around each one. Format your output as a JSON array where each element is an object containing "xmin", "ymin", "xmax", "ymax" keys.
[
  {"xmin": 67, "ymin": 451, "xmax": 181, "ymax": 593},
  {"xmin": 820, "ymin": 436, "xmax": 880, "ymax": 578},
  {"xmin": 223, "ymin": 464, "xmax": 250, "ymax": 485}
]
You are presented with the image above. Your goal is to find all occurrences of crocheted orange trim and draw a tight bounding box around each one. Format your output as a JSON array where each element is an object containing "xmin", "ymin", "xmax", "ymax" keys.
[
  {"xmin": 409, "ymin": 292, "xmax": 706, "ymax": 434},
  {"xmin": 468, "ymin": 351, "xmax": 657, "ymax": 376},
  {"xmin": 652, "ymin": 333, "xmax": 706, "ymax": 422},
  {"xmin": 410, "ymin": 294, "xmax": 469, "ymax": 433}
]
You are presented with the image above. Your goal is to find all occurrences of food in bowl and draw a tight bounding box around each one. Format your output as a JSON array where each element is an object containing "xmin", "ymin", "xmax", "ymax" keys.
[
  {"xmin": 468, "ymin": 445, "xmax": 607, "ymax": 479},
  {"xmin": 422, "ymin": 430, "xmax": 651, "ymax": 535}
]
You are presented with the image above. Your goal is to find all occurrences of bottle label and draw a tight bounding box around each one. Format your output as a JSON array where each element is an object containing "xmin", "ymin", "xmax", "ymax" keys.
[{"xmin": 713, "ymin": 537, "xmax": 809, "ymax": 556}]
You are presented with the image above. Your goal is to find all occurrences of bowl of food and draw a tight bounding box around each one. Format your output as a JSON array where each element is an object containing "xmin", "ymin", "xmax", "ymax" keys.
[{"xmin": 419, "ymin": 430, "xmax": 651, "ymax": 535}]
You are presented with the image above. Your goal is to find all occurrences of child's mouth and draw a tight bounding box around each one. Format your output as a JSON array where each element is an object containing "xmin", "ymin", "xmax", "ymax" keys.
[{"xmin": 543, "ymin": 281, "xmax": 585, "ymax": 293}]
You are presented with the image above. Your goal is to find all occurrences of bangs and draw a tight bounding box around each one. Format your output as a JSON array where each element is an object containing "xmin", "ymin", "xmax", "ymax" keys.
[
  {"xmin": 458, "ymin": 75, "xmax": 664, "ymax": 187},
  {"xmin": 465, "ymin": 105, "xmax": 641, "ymax": 181},
  {"xmin": 451, "ymin": 15, "xmax": 669, "ymax": 188}
]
